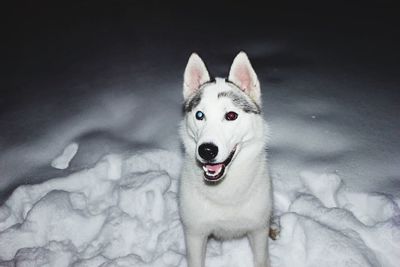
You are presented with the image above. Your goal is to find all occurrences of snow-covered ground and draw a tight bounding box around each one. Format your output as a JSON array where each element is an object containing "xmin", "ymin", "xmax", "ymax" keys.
[
  {"xmin": 0, "ymin": 148, "xmax": 398, "ymax": 266},
  {"xmin": 1, "ymin": 3, "xmax": 399, "ymax": 266}
]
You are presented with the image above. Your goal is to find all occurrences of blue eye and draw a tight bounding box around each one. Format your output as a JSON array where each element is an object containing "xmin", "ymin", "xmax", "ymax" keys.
[{"xmin": 195, "ymin": 111, "xmax": 205, "ymax": 120}]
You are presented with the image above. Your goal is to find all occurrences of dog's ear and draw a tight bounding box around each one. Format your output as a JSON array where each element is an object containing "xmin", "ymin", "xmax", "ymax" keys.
[
  {"xmin": 183, "ymin": 53, "xmax": 210, "ymax": 100},
  {"xmin": 228, "ymin": 51, "xmax": 261, "ymax": 105}
]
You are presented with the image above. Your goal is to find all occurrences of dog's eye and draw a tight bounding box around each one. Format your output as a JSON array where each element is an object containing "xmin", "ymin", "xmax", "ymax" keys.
[
  {"xmin": 225, "ymin": 111, "xmax": 238, "ymax": 121},
  {"xmin": 195, "ymin": 111, "xmax": 205, "ymax": 120}
]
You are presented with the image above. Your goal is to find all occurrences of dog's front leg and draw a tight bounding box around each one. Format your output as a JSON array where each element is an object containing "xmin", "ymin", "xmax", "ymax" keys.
[
  {"xmin": 248, "ymin": 228, "xmax": 270, "ymax": 267},
  {"xmin": 185, "ymin": 232, "xmax": 207, "ymax": 267}
]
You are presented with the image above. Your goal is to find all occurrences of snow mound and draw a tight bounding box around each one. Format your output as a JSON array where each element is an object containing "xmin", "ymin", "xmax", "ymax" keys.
[
  {"xmin": 51, "ymin": 142, "xmax": 79, "ymax": 170},
  {"xmin": 0, "ymin": 150, "xmax": 184, "ymax": 266},
  {"xmin": 272, "ymin": 171, "xmax": 400, "ymax": 267},
  {"xmin": 0, "ymin": 149, "xmax": 399, "ymax": 267}
]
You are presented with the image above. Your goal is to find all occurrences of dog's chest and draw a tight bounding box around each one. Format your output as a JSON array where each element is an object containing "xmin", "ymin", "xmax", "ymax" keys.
[
  {"xmin": 179, "ymin": 156, "xmax": 271, "ymax": 236},
  {"xmin": 199, "ymin": 188, "xmax": 269, "ymax": 232},
  {"xmin": 202, "ymin": 202, "xmax": 266, "ymax": 239}
]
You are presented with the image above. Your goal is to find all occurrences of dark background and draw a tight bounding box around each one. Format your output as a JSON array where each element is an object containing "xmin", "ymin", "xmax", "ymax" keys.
[
  {"xmin": 3, "ymin": 1, "xmax": 400, "ymax": 135},
  {"xmin": 3, "ymin": 1, "xmax": 400, "ymax": 107}
]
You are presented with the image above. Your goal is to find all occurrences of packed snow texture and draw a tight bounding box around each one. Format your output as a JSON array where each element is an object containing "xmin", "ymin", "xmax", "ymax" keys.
[{"xmin": 0, "ymin": 148, "xmax": 398, "ymax": 267}]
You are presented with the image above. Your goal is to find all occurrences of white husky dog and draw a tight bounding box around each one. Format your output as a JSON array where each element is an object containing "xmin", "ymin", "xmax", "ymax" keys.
[{"xmin": 179, "ymin": 51, "xmax": 272, "ymax": 267}]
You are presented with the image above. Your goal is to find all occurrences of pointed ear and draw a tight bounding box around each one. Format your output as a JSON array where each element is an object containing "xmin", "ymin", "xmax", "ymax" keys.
[
  {"xmin": 183, "ymin": 53, "xmax": 211, "ymax": 100},
  {"xmin": 228, "ymin": 51, "xmax": 261, "ymax": 105}
]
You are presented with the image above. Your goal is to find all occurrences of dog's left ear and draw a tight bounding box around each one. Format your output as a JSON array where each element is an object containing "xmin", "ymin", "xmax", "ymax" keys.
[{"xmin": 228, "ymin": 51, "xmax": 261, "ymax": 106}]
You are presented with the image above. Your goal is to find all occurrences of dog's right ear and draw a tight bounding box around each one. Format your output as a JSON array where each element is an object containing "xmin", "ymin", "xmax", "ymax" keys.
[{"xmin": 183, "ymin": 53, "xmax": 210, "ymax": 100}]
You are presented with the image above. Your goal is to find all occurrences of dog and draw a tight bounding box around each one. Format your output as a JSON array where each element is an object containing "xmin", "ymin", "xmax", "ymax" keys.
[{"xmin": 179, "ymin": 51, "xmax": 272, "ymax": 267}]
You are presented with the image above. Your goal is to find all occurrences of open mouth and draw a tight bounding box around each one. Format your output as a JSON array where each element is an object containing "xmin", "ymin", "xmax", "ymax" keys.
[{"xmin": 201, "ymin": 147, "xmax": 236, "ymax": 183}]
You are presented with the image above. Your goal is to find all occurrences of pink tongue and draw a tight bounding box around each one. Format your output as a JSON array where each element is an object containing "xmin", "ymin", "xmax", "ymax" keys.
[{"xmin": 206, "ymin": 163, "xmax": 223, "ymax": 172}]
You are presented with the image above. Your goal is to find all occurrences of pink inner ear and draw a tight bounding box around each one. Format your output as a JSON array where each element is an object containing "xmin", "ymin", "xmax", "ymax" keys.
[
  {"xmin": 235, "ymin": 65, "xmax": 251, "ymax": 91},
  {"xmin": 186, "ymin": 64, "xmax": 206, "ymax": 92},
  {"xmin": 190, "ymin": 68, "xmax": 202, "ymax": 89}
]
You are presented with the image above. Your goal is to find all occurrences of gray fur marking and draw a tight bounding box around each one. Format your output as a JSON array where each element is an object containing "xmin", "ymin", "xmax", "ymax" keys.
[
  {"xmin": 184, "ymin": 90, "xmax": 203, "ymax": 112},
  {"xmin": 183, "ymin": 80, "xmax": 217, "ymax": 113},
  {"xmin": 218, "ymin": 91, "xmax": 260, "ymax": 114},
  {"xmin": 183, "ymin": 79, "xmax": 260, "ymax": 114}
]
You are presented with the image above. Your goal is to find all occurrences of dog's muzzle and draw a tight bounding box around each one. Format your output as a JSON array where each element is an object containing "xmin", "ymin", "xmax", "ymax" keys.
[{"xmin": 200, "ymin": 146, "xmax": 236, "ymax": 184}]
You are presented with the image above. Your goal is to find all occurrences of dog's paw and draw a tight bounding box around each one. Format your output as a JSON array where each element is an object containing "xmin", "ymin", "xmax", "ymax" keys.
[
  {"xmin": 269, "ymin": 227, "xmax": 280, "ymax": 240},
  {"xmin": 269, "ymin": 217, "xmax": 281, "ymax": 240}
]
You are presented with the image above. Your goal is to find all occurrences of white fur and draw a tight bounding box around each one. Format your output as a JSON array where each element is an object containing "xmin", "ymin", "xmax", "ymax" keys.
[{"xmin": 179, "ymin": 52, "xmax": 272, "ymax": 267}]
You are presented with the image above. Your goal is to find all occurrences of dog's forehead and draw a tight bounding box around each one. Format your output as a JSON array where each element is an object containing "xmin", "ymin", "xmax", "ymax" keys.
[
  {"xmin": 184, "ymin": 78, "xmax": 261, "ymax": 114},
  {"xmin": 202, "ymin": 78, "xmax": 233, "ymax": 97},
  {"xmin": 203, "ymin": 78, "xmax": 261, "ymax": 114}
]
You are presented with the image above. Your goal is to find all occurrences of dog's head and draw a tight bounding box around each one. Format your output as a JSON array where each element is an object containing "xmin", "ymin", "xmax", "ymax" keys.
[{"xmin": 181, "ymin": 52, "xmax": 265, "ymax": 184}]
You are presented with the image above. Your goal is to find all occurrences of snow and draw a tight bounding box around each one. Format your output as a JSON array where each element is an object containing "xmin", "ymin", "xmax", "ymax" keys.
[
  {"xmin": 0, "ymin": 147, "xmax": 398, "ymax": 266},
  {"xmin": 2, "ymin": 3, "xmax": 400, "ymax": 266},
  {"xmin": 51, "ymin": 143, "xmax": 79, "ymax": 170},
  {"xmin": 0, "ymin": 150, "xmax": 184, "ymax": 266}
]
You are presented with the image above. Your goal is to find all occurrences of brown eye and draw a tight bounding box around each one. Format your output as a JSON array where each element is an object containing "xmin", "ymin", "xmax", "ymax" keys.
[{"xmin": 225, "ymin": 111, "xmax": 238, "ymax": 121}]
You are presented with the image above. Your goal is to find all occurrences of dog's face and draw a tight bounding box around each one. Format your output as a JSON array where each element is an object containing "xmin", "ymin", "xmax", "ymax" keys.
[{"xmin": 181, "ymin": 52, "xmax": 263, "ymax": 184}]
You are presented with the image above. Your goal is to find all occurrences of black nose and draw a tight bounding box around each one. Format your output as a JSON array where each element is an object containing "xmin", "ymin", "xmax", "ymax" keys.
[{"xmin": 198, "ymin": 143, "xmax": 219, "ymax": 161}]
